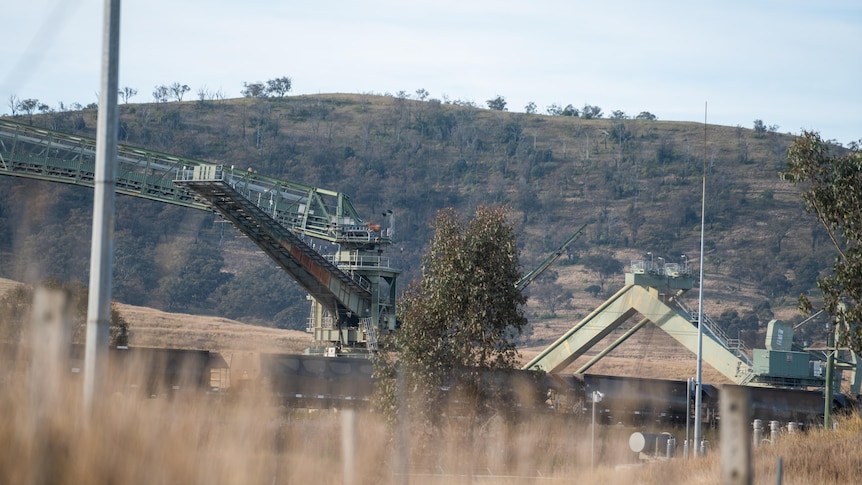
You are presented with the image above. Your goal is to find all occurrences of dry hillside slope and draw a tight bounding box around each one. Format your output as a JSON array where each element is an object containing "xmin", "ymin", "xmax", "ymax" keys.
[{"xmin": 1, "ymin": 277, "xmax": 730, "ymax": 383}]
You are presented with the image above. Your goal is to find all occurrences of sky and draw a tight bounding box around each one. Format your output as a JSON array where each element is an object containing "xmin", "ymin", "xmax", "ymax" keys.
[{"xmin": 2, "ymin": 0, "xmax": 860, "ymax": 145}]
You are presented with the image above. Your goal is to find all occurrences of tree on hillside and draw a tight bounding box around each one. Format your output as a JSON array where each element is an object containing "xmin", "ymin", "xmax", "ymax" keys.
[
  {"xmin": 636, "ymin": 111, "xmax": 657, "ymax": 120},
  {"xmin": 375, "ymin": 206, "xmax": 530, "ymax": 431},
  {"xmin": 7, "ymin": 94, "xmax": 19, "ymax": 116},
  {"xmin": 152, "ymin": 85, "xmax": 169, "ymax": 103},
  {"xmin": 168, "ymin": 83, "xmax": 190, "ymax": 102},
  {"xmin": 781, "ymin": 131, "xmax": 862, "ymax": 353},
  {"xmin": 581, "ymin": 104, "xmax": 603, "ymax": 119},
  {"xmin": 486, "ymin": 95, "xmax": 507, "ymax": 111},
  {"xmin": 266, "ymin": 77, "xmax": 293, "ymax": 97},
  {"xmin": 17, "ymin": 98, "xmax": 40, "ymax": 124},
  {"xmin": 583, "ymin": 252, "xmax": 623, "ymax": 293},
  {"xmin": 753, "ymin": 119, "xmax": 767, "ymax": 137},
  {"xmin": 241, "ymin": 81, "xmax": 266, "ymax": 98},
  {"xmin": 119, "ymin": 87, "xmax": 137, "ymax": 104},
  {"xmin": 531, "ymin": 270, "xmax": 568, "ymax": 317}
]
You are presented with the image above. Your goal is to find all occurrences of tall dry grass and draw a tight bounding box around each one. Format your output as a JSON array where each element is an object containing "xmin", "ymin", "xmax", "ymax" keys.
[
  {"xmin": 3, "ymin": 343, "xmax": 862, "ymax": 484},
  {"xmin": 2, "ymin": 284, "xmax": 860, "ymax": 484},
  {"xmin": 0, "ymin": 337, "xmax": 659, "ymax": 485}
]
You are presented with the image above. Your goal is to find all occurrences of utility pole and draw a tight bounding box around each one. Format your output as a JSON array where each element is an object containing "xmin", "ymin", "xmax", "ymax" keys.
[{"xmin": 83, "ymin": 0, "xmax": 121, "ymax": 415}]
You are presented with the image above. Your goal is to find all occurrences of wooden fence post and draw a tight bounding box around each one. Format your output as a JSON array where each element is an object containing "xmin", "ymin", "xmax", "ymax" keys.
[{"xmin": 721, "ymin": 385, "xmax": 752, "ymax": 485}]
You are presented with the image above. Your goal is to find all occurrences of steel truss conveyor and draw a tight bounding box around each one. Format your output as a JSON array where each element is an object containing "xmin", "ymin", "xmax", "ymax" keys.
[
  {"xmin": 0, "ymin": 119, "xmax": 399, "ymax": 353},
  {"xmin": 523, "ymin": 259, "xmax": 860, "ymax": 389}
]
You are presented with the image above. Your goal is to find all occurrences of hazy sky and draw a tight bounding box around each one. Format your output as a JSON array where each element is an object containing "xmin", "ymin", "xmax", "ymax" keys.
[{"xmin": 2, "ymin": 0, "xmax": 860, "ymax": 145}]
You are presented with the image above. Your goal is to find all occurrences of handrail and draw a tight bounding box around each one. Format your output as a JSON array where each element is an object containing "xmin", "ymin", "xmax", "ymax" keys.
[{"xmin": 674, "ymin": 298, "xmax": 753, "ymax": 366}]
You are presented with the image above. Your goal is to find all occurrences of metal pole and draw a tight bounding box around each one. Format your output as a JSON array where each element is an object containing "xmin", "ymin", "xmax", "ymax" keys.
[
  {"xmin": 341, "ymin": 408, "xmax": 357, "ymax": 485},
  {"xmin": 591, "ymin": 391, "xmax": 597, "ymax": 469},
  {"xmin": 824, "ymin": 324, "xmax": 834, "ymax": 430},
  {"xmin": 694, "ymin": 102, "xmax": 707, "ymax": 455},
  {"xmin": 83, "ymin": 0, "xmax": 121, "ymax": 415},
  {"xmin": 685, "ymin": 377, "xmax": 692, "ymax": 459}
]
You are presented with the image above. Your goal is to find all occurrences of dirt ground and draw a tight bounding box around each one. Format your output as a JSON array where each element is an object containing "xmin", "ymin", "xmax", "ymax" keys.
[{"xmin": 0, "ymin": 276, "xmax": 731, "ymax": 383}]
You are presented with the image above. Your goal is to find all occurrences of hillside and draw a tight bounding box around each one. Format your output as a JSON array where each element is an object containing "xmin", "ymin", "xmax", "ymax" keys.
[{"xmin": 0, "ymin": 94, "xmax": 840, "ymax": 362}]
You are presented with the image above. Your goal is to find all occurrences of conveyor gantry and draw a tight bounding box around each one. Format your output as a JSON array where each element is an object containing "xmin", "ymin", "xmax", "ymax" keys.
[
  {"xmin": 523, "ymin": 260, "xmax": 831, "ymax": 387},
  {"xmin": 524, "ymin": 259, "xmax": 862, "ymax": 390},
  {"xmin": 0, "ymin": 118, "xmax": 399, "ymax": 352}
]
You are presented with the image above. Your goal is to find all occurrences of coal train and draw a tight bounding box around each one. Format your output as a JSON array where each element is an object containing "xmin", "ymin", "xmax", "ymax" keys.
[{"xmin": 3, "ymin": 344, "xmax": 849, "ymax": 425}]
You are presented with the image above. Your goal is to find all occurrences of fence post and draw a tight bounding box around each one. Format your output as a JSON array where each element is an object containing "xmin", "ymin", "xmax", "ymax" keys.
[{"xmin": 720, "ymin": 385, "xmax": 752, "ymax": 485}]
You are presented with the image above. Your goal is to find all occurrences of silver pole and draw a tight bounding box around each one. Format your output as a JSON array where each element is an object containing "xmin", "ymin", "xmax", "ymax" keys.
[
  {"xmin": 83, "ymin": 0, "xmax": 121, "ymax": 414},
  {"xmin": 685, "ymin": 377, "xmax": 692, "ymax": 459},
  {"xmin": 591, "ymin": 391, "xmax": 597, "ymax": 469},
  {"xmin": 694, "ymin": 102, "xmax": 707, "ymax": 455},
  {"xmin": 341, "ymin": 408, "xmax": 357, "ymax": 485}
]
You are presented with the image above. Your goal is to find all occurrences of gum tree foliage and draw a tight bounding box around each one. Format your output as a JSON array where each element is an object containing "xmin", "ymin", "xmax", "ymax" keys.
[
  {"xmin": 486, "ymin": 95, "xmax": 508, "ymax": 111},
  {"xmin": 374, "ymin": 206, "xmax": 530, "ymax": 430},
  {"xmin": 119, "ymin": 87, "xmax": 137, "ymax": 104},
  {"xmin": 241, "ymin": 81, "xmax": 267, "ymax": 98},
  {"xmin": 583, "ymin": 252, "xmax": 623, "ymax": 293},
  {"xmin": 581, "ymin": 104, "xmax": 603, "ymax": 119},
  {"xmin": 168, "ymin": 83, "xmax": 190, "ymax": 102},
  {"xmin": 242, "ymin": 77, "xmax": 294, "ymax": 98},
  {"xmin": 781, "ymin": 131, "xmax": 862, "ymax": 353},
  {"xmin": 152, "ymin": 85, "xmax": 169, "ymax": 103},
  {"xmin": 265, "ymin": 77, "xmax": 293, "ymax": 97}
]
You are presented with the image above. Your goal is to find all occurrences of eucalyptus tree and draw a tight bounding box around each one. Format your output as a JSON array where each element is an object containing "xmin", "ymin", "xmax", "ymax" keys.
[
  {"xmin": 781, "ymin": 131, "xmax": 862, "ymax": 353},
  {"xmin": 374, "ymin": 206, "xmax": 530, "ymax": 430}
]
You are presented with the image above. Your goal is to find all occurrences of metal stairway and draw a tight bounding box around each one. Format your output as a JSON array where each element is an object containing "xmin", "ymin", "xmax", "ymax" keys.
[
  {"xmin": 174, "ymin": 165, "xmax": 371, "ymax": 322},
  {"xmin": 0, "ymin": 119, "xmax": 398, "ymax": 351},
  {"xmin": 672, "ymin": 298, "xmax": 753, "ymax": 367}
]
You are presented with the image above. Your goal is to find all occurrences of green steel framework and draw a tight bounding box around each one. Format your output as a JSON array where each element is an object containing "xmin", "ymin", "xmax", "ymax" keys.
[
  {"xmin": 0, "ymin": 119, "xmax": 398, "ymax": 353},
  {"xmin": 523, "ymin": 260, "xmax": 862, "ymax": 392}
]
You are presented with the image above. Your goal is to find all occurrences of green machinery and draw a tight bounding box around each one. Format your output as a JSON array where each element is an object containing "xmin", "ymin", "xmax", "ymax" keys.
[
  {"xmin": 523, "ymin": 257, "xmax": 862, "ymax": 392},
  {"xmin": 0, "ymin": 119, "xmax": 397, "ymax": 355}
]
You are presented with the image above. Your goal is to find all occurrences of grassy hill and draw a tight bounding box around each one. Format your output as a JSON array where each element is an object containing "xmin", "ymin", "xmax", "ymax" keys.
[{"xmin": 0, "ymin": 93, "xmax": 840, "ymax": 358}]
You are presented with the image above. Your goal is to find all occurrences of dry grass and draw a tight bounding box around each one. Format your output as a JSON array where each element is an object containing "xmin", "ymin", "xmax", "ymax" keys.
[
  {"xmin": 2, "ymin": 278, "xmax": 861, "ymax": 484},
  {"xmin": 3, "ymin": 353, "xmax": 859, "ymax": 485},
  {"xmin": 629, "ymin": 414, "xmax": 862, "ymax": 485}
]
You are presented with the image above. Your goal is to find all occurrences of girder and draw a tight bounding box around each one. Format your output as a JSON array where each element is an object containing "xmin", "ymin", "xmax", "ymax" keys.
[
  {"xmin": 0, "ymin": 119, "xmax": 390, "ymax": 248},
  {"xmin": 0, "ymin": 119, "xmax": 398, "ymax": 351},
  {"xmin": 174, "ymin": 171, "xmax": 371, "ymax": 322},
  {"xmin": 523, "ymin": 282, "xmax": 756, "ymax": 384}
]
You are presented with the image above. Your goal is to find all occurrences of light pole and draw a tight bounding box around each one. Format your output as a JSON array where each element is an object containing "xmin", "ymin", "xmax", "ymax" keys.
[
  {"xmin": 591, "ymin": 390, "xmax": 604, "ymax": 469},
  {"xmin": 694, "ymin": 102, "xmax": 708, "ymax": 455}
]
